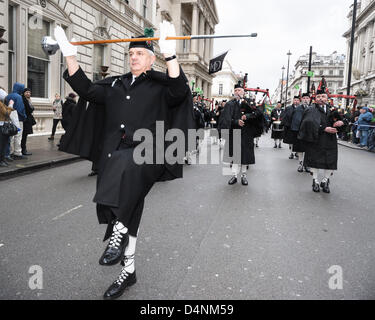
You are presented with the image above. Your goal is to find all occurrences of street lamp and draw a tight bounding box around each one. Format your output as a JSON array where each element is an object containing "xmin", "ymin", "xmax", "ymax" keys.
[
  {"xmin": 280, "ymin": 66, "xmax": 285, "ymax": 103},
  {"xmin": 285, "ymin": 50, "xmax": 292, "ymax": 105}
]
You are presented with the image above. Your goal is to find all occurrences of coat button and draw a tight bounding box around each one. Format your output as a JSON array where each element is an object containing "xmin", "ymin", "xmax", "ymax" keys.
[
  {"xmin": 126, "ymin": 96, "xmax": 130, "ymax": 100},
  {"xmin": 120, "ymin": 124, "xmax": 125, "ymax": 130},
  {"xmin": 108, "ymin": 153, "xmax": 112, "ymax": 158}
]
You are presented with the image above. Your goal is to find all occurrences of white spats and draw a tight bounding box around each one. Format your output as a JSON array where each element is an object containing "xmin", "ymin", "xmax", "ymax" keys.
[
  {"xmin": 122, "ymin": 254, "xmax": 135, "ymax": 274},
  {"xmin": 323, "ymin": 170, "xmax": 334, "ymax": 182},
  {"xmin": 311, "ymin": 168, "xmax": 319, "ymax": 182},
  {"xmin": 124, "ymin": 236, "xmax": 137, "ymax": 274},
  {"xmin": 114, "ymin": 221, "xmax": 128, "ymax": 234}
]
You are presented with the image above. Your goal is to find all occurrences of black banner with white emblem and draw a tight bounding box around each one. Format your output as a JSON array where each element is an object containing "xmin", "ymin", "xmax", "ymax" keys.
[{"xmin": 209, "ymin": 51, "xmax": 229, "ymax": 74}]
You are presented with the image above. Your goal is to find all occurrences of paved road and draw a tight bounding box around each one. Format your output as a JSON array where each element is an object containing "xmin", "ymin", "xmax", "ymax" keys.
[{"xmin": 1, "ymin": 132, "xmax": 374, "ymax": 300}]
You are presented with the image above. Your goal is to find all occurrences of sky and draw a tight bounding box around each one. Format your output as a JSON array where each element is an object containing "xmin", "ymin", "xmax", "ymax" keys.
[{"xmin": 213, "ymin": 0, "xmax": 354, "ymax": 94}]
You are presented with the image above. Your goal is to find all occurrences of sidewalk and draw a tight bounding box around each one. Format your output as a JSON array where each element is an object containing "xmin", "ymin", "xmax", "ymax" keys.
[
  {"xmin": 338, "ymin": 139, "xmax": 375, "ymax": 153},
  {"xmin": 0, "ymin": 133, "xmax": 81, "ymax": 179}
]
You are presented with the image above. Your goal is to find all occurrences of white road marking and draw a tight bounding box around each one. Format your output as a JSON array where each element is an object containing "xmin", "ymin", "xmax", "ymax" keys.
[{"xmin": 52, "ymin": 205, "xmax": 83, "ymax": 221}]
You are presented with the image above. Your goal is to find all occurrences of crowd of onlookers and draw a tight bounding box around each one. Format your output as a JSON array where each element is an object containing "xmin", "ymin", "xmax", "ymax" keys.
[
  {"xmin": 0, "ymin": 83, "xmax": 77, "ymax": 168},
  {"xmin": 336, "ymin": 106, "xmax": 375, "ymax": 152}
]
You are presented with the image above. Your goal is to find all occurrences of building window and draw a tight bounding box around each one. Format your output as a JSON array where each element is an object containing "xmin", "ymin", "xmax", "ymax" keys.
[
  {"xmin": 28, "ymin": 17, "xmax": 50, "ymax": 98},
  {"xmin": 329, "ymin": 70, "xmax": 334, "ymax": 75},
  {"xmin": 339, "ymin": 70, "xmax": 344, "ymax": 76},
  {"xmin": 319, "ymin": 70, "xmax": 324, "ymax": 76},
  {"xmin": 8, "ymin": 5, "xmax": 16, "ymax": 93},
  {"xmin": 339, "ymin": 81, "xmax": 343, "ymax": 87},
  {"xmin": 93, "ymin": 45, "xmax": 105, "ymax": 82},
  {"xmin": 219, "ymin": 83, "xmax": 223, "ymax": 96},
  {"xmin": 143, "ymin": 0, "xmax": 148, "ymax": 18},
  {"xmin": 328, "ymin": 82, "xmax": 333, "ymax": 88}
]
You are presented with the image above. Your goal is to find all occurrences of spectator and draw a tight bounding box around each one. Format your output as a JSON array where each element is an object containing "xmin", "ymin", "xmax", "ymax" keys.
[
  {"xmin": 5, "ymin": 82, "xmax": 27, "ymax": 160},
  {"xmin": 48, "ymin": 93, "xmax": 63, "ymax": 141},
  {"xmin": 21, "ymin": 88, "xmax": 36, "ymax": 156},
  {"xmin": 358, "ymin": 107, "xmax": 374, "ymax": 148},
  {"xmin": 62, "ymin": 93, "xmax": 77, "ymax": 131},
  {"xmin": 0, "ymin": 100, "xmax": 16, "ymax": 167}
]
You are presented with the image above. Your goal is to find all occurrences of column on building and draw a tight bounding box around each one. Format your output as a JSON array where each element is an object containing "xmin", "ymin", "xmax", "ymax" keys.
[
  {"xmin": 203, "ymin": 80, "xmax": 208, "ymax": 97},
  {"xmin": 209, "ymin": 27, "xmax": 214, "ymax": 62},
  {"xmin": 207, "ymin": 83, "xmax": 212, "ymax": 99},
  {"xmin": 364, "ymin": 24, "xmax": 372, "ymax": 75},
  {"xmin": 204, "ymin": 22, "xmax": 210, "ymax": 64},
  {"xmin": 199, "ymin": 12, "xmax": 205, "ymax": 59},
  {"xmin": 191, "ymin": 3, "xmax": 199, "ymax": 54}
]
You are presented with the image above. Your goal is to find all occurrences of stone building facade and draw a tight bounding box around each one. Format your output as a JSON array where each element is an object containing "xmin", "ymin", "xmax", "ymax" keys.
[
  {"xmin": 273, "ymin": 51, "xmax": 345, "ymax": 105},
  {"xmin": 0, "ymin": 0, "xmax": 218, "ymax": 134},
  {"xmin": 211, "ymin": 60, "xmax": 238, "ymax": 102},
  {"xmin": 343, "ymin": 0, "xmax": 375, "ymax": 106}
]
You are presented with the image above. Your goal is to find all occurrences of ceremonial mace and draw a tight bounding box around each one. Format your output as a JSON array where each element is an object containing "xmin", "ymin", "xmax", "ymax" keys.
[{"xmin": 41, "ymin": 33, "xmax": 258, "ymax": 55}]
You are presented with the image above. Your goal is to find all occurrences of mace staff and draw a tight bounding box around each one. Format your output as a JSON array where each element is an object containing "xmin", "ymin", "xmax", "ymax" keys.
[{"xmin": 42, "ymin": 33, "xmax": 258, "ymax": 55}]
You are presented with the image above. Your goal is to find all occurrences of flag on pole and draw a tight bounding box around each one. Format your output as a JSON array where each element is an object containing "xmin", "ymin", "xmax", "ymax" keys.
[
  {"xmin": 307, "ymin": 71, "xmax": 314, "ymax": 77},
  {"xmin": 209, "ymin": 51, "xmax": 229, "ymax": 74}
]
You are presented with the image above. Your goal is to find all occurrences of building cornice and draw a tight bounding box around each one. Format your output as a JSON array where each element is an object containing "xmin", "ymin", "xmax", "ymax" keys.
[{"xmin": 343, "ymin": 1, "xmax": 375, "ymax": 38}]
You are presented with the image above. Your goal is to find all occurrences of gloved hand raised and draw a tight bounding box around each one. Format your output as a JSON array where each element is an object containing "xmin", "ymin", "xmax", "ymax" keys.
[
  {"xmin": 158, "ymin": 20, "xmax": 176, "ymax": 56},
  {"xmin": 54, "ymin": 26, "xmax": 77, "ymax": 57}
]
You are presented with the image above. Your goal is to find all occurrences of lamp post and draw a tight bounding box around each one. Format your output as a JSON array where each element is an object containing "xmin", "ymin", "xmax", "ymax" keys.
[
  {"xmin": 285, "ymin": 50, "xmax": 292, "ymax": 105},
  {"xmin": 347, "ymin": 0, "xmax": 357, "ymax": 108},
  {"xmin": 280, "ymin": 66, "xmax": 285, "ymax": 103}
]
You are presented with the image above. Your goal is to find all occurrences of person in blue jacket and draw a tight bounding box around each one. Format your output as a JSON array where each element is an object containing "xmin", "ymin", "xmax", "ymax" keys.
[
  {"xmin": 357, "ymin": 107, "xmax": 374, "ymax": 148},
  {"xmin": 5, "ymin": 82, "xmax": 27, "ymax": 159}
]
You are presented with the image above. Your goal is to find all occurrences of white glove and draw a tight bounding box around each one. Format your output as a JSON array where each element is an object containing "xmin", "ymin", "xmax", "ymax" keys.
[
  {"xmin": 54, "ymin": 26, "xmax": 77, "ymax": 57},
  {"xmin": 159, "ymin": 20, "xmax": 176, "ymax": 55}
]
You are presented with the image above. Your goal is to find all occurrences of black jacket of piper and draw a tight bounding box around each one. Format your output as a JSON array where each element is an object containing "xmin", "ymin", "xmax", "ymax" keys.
[
  {"xmin": 298, "ymin": 104, "xmax": 342, "ymax": 170},
  {"xmin": 220, "ymin": 98, "xmax": 263, "ymax": 165},
  {"xmin": 60, "ymin": 67, "xmax": 194, "ymax": 181}
]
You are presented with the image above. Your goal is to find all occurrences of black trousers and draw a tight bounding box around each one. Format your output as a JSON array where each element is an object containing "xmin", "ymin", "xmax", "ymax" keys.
[
  {"xmin": 21, "ymin": 130, "xmax": 28, "ymax": 153},
  {"xmin": 51, "ymin": 119, "xmax": 62, "ymax": 136},
  {"xmin": 0, "ymin": 130, "xmax": 8, "ymax": 162}
]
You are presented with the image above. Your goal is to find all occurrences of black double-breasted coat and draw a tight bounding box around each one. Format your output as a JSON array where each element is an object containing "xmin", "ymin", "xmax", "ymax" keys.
[
  {"xmin": 298, "ymin": 104, "xmax": 339, "ymax": 170},
  {"xmin": 60, "ymin": 67, "xmax": 194, "ymax": 237},
  {"xmin": 221, "ymin": 99, "xmax": 263, "ymax": 165}
]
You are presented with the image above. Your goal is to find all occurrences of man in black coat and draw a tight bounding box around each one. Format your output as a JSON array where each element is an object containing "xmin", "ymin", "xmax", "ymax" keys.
[
  {"xmin": 55, "ymin": 22, "xmax": 194, "ymax": 300},
  {"xmin": 270, "ymin": 101, "xmax": 284, "ymax": 148},
  {"xmin": 298, "ymin": 90, "xmax": 344, "ymax": 193},
  {"xmin": 221, "ymin": 83, "xmax": 264, "ymax": 186},
  {"xmin": 282, "ymin": 96, "xmax": 301, "ymax": 159},
  {"xmin": 291, "ymin": 93, "xmax": 311, "ymax": 173},
  {"xmin": 21, "ymin": 88, "xmax": 36, "ymax": 156},
  {"xmin": 61, "ymin": 92, "xmax": 77, "ymax": 131}
]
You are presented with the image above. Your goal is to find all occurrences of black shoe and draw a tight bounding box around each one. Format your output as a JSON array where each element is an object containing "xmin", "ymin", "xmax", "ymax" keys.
[
  {"xmin": 0, "ymin": 161, "xmax": 9, "ymax": 167},
  {"xmin": 4, "ymin": 156, "xmax": 14, "ymax": 162},
  {"xmin": 12, "ymin": 155, "xmax": 27, "ymax": 160},
  {"xmin": 320, "ymin": 179, "xmax": 330, "ymax": 194},
  {"xmin": 278, "ymin": 144, "xmax": 282, "ymax": 148},
  {"xmin": 228, "ymin": 176, "xmax": 238, "ymax": 185},
  {"xmin": 312, "ymin": 180, "xmax": 320, "ymax": 193},
  {"xmin": 48, "ymin": 136, "xmax": 54, "ymax": 141},
  {"xmin": 241, "ymin": 175, "xmax": 248, "ymax": 186},
  {"xmin": 304, "ymin": 167, "xmax": 311, "ymax": 173},
  {"xmin": 297, "ymin": 164, "xmax": 304, "ymax": 173},
  {"xmin": 103, "ymin": 270, "xmax": 137, "ymax": 300},
  {"xmin": 256, "ymin": 144, "xmax": 259, "ymax": 148},
  {"xmin": 289, "ymin": 154, "xmax": 294, "ymax": 160},
  {"xmin": 22, "ymin": 151, "xmax": 32, "ymax": 156},
  {"xmin": 99, "ymin": 226, "xmax": 129, "ymax": 266},
  {"xmin": 274, "ymin": 144, "xmax": 277, "ymax": 149}
]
